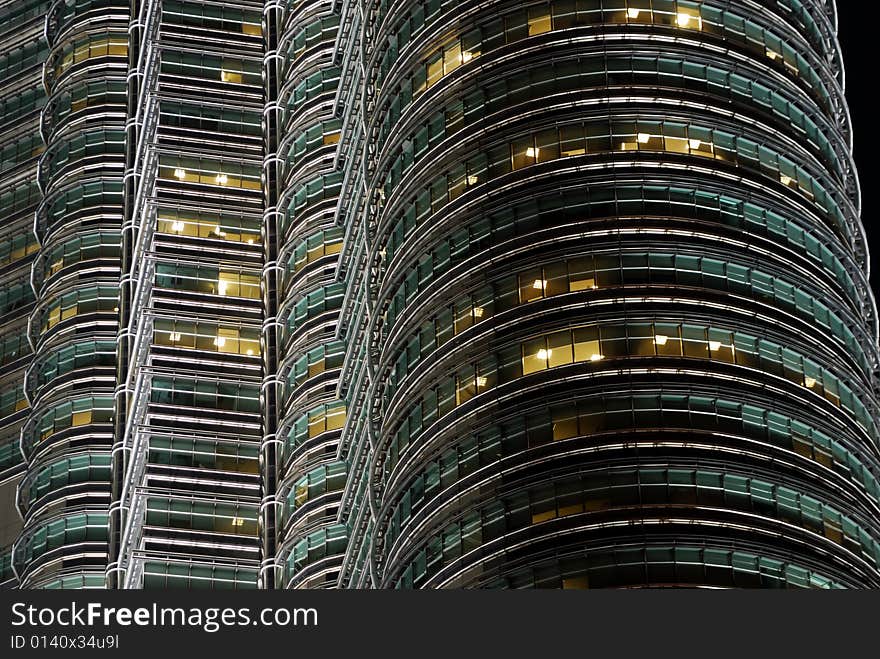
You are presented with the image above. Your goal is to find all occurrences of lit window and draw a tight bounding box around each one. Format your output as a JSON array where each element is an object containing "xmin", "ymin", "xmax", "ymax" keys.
[
  {"xmin": 173, "ymin": 168, "xmax": 186, "ymax": 179},
  {"xmin": 590, "ymin": 353, "xmax": 604, "ymax": 362},
  {"xmin": 537, "ymin": 348, "xmax": 551, "ymax": 361},
  {"xmin": 171, "ymin": 220, "xmax": 184, "ymax": 232},
  {"xmin": 213, "ymin": 336, "xmax": 226, "ymax": 347},
  {"xmin": 533, "ymin": 279, "xmax": 547, "ymax": 290},
  {"xmin": 708, "ymin": 340, "xmax": 722, "ymax": 352},
  {"xmin": 627, "ymin": 8, "xmax": 640, "ymax": 19},
  {"xmin": 570, "ymin": 276, "xmax": 597, "ymax": 292},
  {"xmin": 72, "ymin": 410, "xmax": 92, "ymax": 426},
  {"xmin": 169, "ymin": 332, "xmax": 181, "ymax": 342},
  {"xmin": 231, "ymin": 517, "xmax": 244, "ymax": 527},
  {"xmin": 526, "ymin": 147, "xmax": 539, "ymax": 158},
  {"xmin": 473, "ymin": 306, "xmax": 484, "ymax": 318},
  {"xmin": 689, "ymin": 139, "xmax": 702, "ymax": 149},
  {"xmin": 467, "ymin": 175, "xmax": 479, "ymax": 185},
  {"xmin": 528, "ymin": 13, "xmax": 552, "ymax": 36},
  {"xmin": 637, "ymin": 133, "xmax": 651, "ymax": 144},
  {"xmin": 215, "ymin": 173, "xmax": 228, "ymax": 185},
  {"xmin": 654, "ymin": 335, "xmax": 669, "ymax": 346},
  {"xmin": 804, "ymin": 377, "xmax": 817, "ymax": 388},
  {"xmin": 461, "ymin": 51, "xmax": 474, "ymax": 63}
]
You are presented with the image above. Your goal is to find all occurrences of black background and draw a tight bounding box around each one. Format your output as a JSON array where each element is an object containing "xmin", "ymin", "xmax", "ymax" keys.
[{"xmin": 837, "ymin": 3, "xmax": 878, "ymax": 299}]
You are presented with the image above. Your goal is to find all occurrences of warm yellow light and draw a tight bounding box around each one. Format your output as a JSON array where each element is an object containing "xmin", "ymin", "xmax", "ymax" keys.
[
  {"xmin": 247, "ymin": 238, "xmax": 254, "ymax": 244},
  {"xmin": 170, "ymin": 220, "xmax": 185, "ymax": 232},
  {"xmin": 246, "ymin": 349, "xmax": 254, "ymax": 356},
  {"xmin": 215, "ymin": 173, "xmax": 228, "ymax": 185},
  {"xmin": 766, "ymin": 49, "xmax": 780, "ymax": 61},
  {"xmin": 533, "ymin": 279, "xmax": 547, "ymax": 290},
  {"xmin": 169, "ymin": 332, "xmax": 181, "ymax": 342},
  {"xmin": 467, "ymin": 175, "xmax": 479, "ymax": 185},
  {"xmin": 637, "ymin": 133, "xmax": 651, "ymax": 144},
  {"xmin": 654, "ymin": 335, "xmax": 668, "ymax": 346},
  {"xmin": 461, "ymin": 51, "xmax": 473, "ymax": 63},
  {"xmin": 476, "ymin": 376, "xmax": 488, "ymax": 387},
  {"xmin": 676, "ymin": 12, "xmax": 692, "ymax": 27},
  {"xmin": 218, "ymin": 281, "xmax": 228, "ymax": 295},
  {"xmin": 590, "ymin": 353, "xmax": 604, "ymax": 362},
  {"xmin": 689, "ymin": 139, "xmax": 702, "ymax": 149},
  {"xmin": 231, "ymin": 517, "xmax": 244, "ymax": 527},
  {"xmin": 627, "ymin": 8, "xmax": 640, "ymax": 18},
  {"xmin": 473, "ymin": 306, "xmax": 484, "ymax": 318},
  {"xmin": 173, "ymin": 168, "xmax": 186, "ymax": 179},
  {"xmin": 709, "ymin": 341, "xmax": 722, "ymax": 352},
  {"xmin": 213, "ymin": 336, "xmax": 226, "ymax": 347},
  {"xmin": 780, "ymin": 175, "xmax": 793, "ymax": 186},
  {"xmin": 537, "ymin": 349, "xmax": 552, "ymax": 361},
  {"xmin": 804, "ymin": 377, "xmax": 816, "ymax": 388},
  {"xmin": 526, "ymin": 147, "xmax": 539, "ymax": 158}
]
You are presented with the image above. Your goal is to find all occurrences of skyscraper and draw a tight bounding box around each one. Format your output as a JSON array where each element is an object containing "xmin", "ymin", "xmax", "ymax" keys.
[{"xmin": 2, "ymin": 0, "xmax": 879, "ymax": 589}]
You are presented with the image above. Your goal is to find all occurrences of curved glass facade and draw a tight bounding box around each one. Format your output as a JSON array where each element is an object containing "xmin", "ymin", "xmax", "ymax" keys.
[
  {"xmin": 336, "ymin": 0, "xmax": 880, "ymax": 589},
  {"xmin": 267, "ymin": 0, "xmax": 351, "ymax": 589},
  {"xmin": 12, "ymin": 0, "xmax": 127, "ymax": 589}
]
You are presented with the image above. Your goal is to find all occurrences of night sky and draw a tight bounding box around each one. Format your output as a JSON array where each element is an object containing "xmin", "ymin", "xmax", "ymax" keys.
[{"xmin": 837, "ymin": 4, "xmax": 878, "ymax": 301}]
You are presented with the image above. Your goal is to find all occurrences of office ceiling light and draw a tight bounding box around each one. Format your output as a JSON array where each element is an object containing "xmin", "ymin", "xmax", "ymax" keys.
[
  {"xmin": 526, "ymin": 147, "xmax": 539, "ymax": 158},
  {"xmin": 537, "ymin": 349, "xmax": 552, "ymax": 360},
  {"xmin": 467, "ymin": 175, "xmax": 479, "ymax": 185},
  {"xmin": 590, "ymin": 353, "xmax": 604, "ymax": 362},
  {"xmin": 804, "ymin": 377, "xmax": 817, "ymax": 388},
  {"xmin": 709, "ymin": 341, "xmax": 722, "ymax": 351},
  {"xmin": 627, "ymin": 8, "xmax": 640, "ymax": 18},
  {"xmin": 473, "ymin": 306, "xmax": 484, "ymax": 318},
  {"xmin": 173, "ymin": 168, "xmax": 186, "ymax": 179},
  {"xmin": 654, "ymin": 335, "xmax": 669, "ymax": 346},
  {"xmin": 215, "ymin": 173, "xmax": 228, "ymax": 185},
  {"xmin": 637, "ymin": 133, "xmax": 651, "ymax": 143},
  {"xmin": 169, "ymin": 332, "xmax": 181, "ymax": 342},
  {"xmin": 676, "ymin": 13, "xmax": 692, "ymax": 27},
  {"xmin": 689, "ymin": 139, "xmax": 702, "ymax": 149},
  {"xmin": 170, "ymin": 220, "xmax": 184, "ymax": 232},
  {"xmin": 476, "ymin": 376, "xmax": 487, "ymax": 387},
  {"xmin": 461, "ymin": 51, "xmax": 473, "ymax": 63},
  {"xmin": 533, "ymin": 279, "xmax": 547, "ymax": 290},
  {"xmin": 213, "ymin": 336, "xmax": 227, "ymax": 347}
]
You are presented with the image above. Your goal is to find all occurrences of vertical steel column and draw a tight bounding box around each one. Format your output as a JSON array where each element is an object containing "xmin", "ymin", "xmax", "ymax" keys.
[{"xmin": 260, "ymin": 0, "xmax": 284, "ymax": 590}]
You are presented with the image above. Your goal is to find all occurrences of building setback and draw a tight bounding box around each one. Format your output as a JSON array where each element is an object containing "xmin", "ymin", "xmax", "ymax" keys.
[{"xmin": 2, "ymin": 0, "xmax": 880, "ymax": 589}]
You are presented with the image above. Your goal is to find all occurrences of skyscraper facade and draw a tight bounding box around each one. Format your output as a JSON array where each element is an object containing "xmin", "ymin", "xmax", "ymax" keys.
[{"xmin": 1, "ymin": 0, "xmax": 879, "ymax": 589}]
